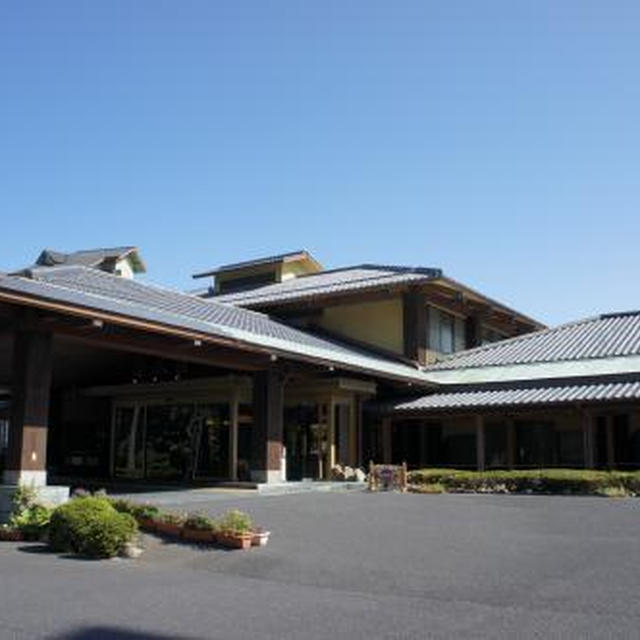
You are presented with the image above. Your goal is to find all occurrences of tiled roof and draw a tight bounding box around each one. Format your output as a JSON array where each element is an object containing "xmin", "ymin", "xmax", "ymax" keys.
[
  {"xmin": 392, "ymin": 379, "xmax": 640, "ymax": 412},
  {"xmin": 427, "ymin": 312, "xmax": 640, "ymax": 371},
  {"xmin": 193, "ymin": 250, "xmax": 320, "ymax": 279},
  {"xmin": 0, "ymin": 266, "xmax": 432, "ymax": 384},
  {"xmin": 210, "ymin": 264, "xmax": 442, "ymax": 307},
  {"xmin": 35, "ymin": 247, "xmax": 141, "ymax": 269}
]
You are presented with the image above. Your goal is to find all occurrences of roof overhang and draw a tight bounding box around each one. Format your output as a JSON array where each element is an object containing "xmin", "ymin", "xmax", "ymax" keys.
[{"xmin": 422, "ymin": 354, "xmax": 640, "ymax": 386}]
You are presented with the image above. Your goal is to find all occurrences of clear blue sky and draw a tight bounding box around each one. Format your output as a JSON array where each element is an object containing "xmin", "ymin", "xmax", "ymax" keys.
[{"xmin": 1, "ymin": 1, "xmax": 638, "ymax": 326}]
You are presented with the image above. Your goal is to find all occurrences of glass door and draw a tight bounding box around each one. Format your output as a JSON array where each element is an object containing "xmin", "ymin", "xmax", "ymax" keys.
[{"xmin": 113, "ymin": 405, "xmax": 145, "ymax": 478}]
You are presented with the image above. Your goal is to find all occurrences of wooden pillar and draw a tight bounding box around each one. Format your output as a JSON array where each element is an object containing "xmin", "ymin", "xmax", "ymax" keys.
[
  {"xmin": 5, "ymin": 330, "xmax": 53, "ymax": 486},
  {"xmin": 476, "ymin": 415, "xmax": 486, "ymax": 471},
  {"xmin": 606, "ymin": 414, "xmax": 615, "ymax": 469},
  {"xmin": 348, "ymin": 399, "xmax": 358, "ymax": 467},
  {"xmin": 228, "ymin": 391, "xmax": 239, "ymax": 481},
  {"xmin": 506, "ymin": 418, "xmax": 516, "ymax": 470},
  {"xmin": 381, "ymin": 417, "xmax": 392, "ymax": 464},
  {"xmin": 327, "ymin": 399, "xmax": 336, "ymax": 478},
  {"xmin": 403, "ymin": 289, "xmax": 428, "ymax": 365},
  {"xmin": 582, "ymin": 409, "xmax": 595, "ymax": 469},
  {"xmin": 251, "ymin": 367, "xmax": 284, "ymax": 484}
]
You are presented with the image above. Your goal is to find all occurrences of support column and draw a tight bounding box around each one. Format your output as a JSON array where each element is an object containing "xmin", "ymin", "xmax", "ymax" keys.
[
  {"xmin": 251, "ymin": 367, "xmax": 284, "ymax": 484},
  {"xmin": 4, "ymin": 330, "xmax": 53, "ymax": 487},
  {"xmin": 476, "ymin": 415, "xmax": 486, "ymax": 471},
  {"xmin": 403, "ymin": 289, "xmax": 428, "ymax": 365},
  {"xmin": 606, "ymin": 414, "xmax": 615, "ymax": 469},
  {"xmin": 326, "ymin": 399, "xmax": 336, "ymax": 478},
  {"xmin": 582, "ymin": 409, "xmax": 595, "ymax": 469},
  {"xmin": 228, "ymin": 392, "xmax": 239, "ymax": 481},
  {"xmin": 381, "ymin": 418, "xmax": 392, "ymax": 463},
  {"xmin": 348, "ymin": 399, "xmax": 358, "ymax": 468},
  {"xmin": 506, "ymin": 418, "xmax": 516, "ymax": 470}
]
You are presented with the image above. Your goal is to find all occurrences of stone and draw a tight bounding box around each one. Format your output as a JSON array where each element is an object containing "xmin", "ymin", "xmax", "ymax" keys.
[
  {"xmin": 353, "ymin": 468, "xmax": 367, "ymax": 483},
  {"xmin": 331, "ymin": 465, "xmax": 346, "ymax": 481},
  {"xmin": 343, "ymin": 466, "xmax": 356, "ymax": 481},
  {"xmin": 121, "ymin": 543, "xmax": 144, "ymax": 559}
]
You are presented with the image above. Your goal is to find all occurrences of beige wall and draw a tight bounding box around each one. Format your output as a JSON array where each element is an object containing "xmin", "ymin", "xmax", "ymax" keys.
[{"xmin": 319, "ymin": 298, "xmax": 404, "ymax": 354}]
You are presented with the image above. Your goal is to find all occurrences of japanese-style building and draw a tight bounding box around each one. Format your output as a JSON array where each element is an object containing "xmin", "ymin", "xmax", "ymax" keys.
[{"xmin": 0, "ymin": 246, "xmax": 639, "ymax": 507}]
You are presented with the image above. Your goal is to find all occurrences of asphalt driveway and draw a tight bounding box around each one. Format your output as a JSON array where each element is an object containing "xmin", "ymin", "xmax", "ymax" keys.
[{"xmin": 1, "ymin": 491, "xmax": 639, "ymax": 639}]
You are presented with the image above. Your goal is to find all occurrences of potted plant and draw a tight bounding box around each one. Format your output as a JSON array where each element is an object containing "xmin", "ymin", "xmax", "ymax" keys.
[
  {"xmin": 133, "ymin": 504, "xmax": 160, "ymax": 532},
  {"xmin": 251, "ymin": 526, "xmax": 271, "ymax": 547},
  {"xmin": 215, "ymin": 509, "xmax": 253, "ymax": 550},
  {"xmin": 182, "ymin": 512, "xmax": 216, "ymax": 543},
  {"xmin": 154, "ymin": 512, "xmax": 185, "ymax": 538}
]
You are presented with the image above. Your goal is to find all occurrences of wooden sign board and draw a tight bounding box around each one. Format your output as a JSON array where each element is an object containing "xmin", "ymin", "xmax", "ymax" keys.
[{"xmin": 368, "ymin": 461, "xmax": 408, "ymax": 492}]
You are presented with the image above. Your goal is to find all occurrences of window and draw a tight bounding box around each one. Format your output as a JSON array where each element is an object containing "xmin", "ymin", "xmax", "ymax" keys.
[{"xmin": 438, "ymin": 311, "xmax": 455, "ymax": 354}]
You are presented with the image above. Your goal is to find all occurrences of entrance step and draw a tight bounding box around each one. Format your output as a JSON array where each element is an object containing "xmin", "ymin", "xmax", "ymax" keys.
[{"xmin": 256, "ymin": 481, "xmax": 366, "ymax": 496}]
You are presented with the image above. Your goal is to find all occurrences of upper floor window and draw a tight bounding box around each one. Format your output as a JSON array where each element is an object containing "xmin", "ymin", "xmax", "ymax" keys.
[
  {"xmin": 438, "ymin": 311, "xmax": 455, "ymax": 354},
  {"xmin": 429, "ymin": 308, "xmax": 456, "ymax": 354}
]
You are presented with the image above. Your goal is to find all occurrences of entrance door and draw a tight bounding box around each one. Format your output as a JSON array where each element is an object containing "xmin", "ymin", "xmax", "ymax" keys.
[
  {"xmin": 284, "ymin": 405, "xmax": 326, "ymax": 481},
  {"xmin": 113, "ymin": 405, "xmax": 145, "ymax": 478}
]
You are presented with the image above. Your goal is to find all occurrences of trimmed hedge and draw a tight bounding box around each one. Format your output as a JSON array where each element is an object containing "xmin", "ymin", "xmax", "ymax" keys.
[
  {"xmin": 408, "ymin": 468, "xmax": 640, "ymax": 496},
  {"xmin": 49, "ymin": 496, "xmax": 138, "ymax": 558}
]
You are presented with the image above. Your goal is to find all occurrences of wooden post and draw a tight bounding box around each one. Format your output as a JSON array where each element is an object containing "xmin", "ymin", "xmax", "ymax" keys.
[
  {"xmin": 348, "ymin": 399, "xmax": 358, "ymax": 468},
  {"xmin": 327, "ymin": 399, "xmax": 336, "ymax": 479},
  {"xmin": 251, "ymin": 367, "xmax": 284, "ymax": 484},
  {"xmin": 606, "ymin": 414, "xmax": 615, "ymax": 469},
  {"xmin": 381, "ymin": 418, "xmax": 392, "ymax": 464},
  {"xmin": 476, "ymin": 415, "xmax": 486, "ymax": 472},
  {"xmin": 401, "ymin": 461, "xmax": 408, "ymax": 492},
  {"xmin": 228, "ymin": 391, "xmax": 239, "ymax": 481},
  {"xmin": 368, "ymin": 460, "xmax": 374, "ymax": 491},
  {"xmin": 506, "ymin": 418, "xmax": 516, "ymax": 470},
  {"xmin": 582, "ymin": 409, "xmax": 595, "ymax": 469},
  {"xmin": 4, "ymin": 330, "xmax": 53, "ymax": 486}
]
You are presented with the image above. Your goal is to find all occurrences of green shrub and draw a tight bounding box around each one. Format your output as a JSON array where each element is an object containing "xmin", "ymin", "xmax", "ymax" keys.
[
  {"xmin": 108, "ymin": 498, "xmax": 136, "ymax": 514},
  {"xmin": 216, "ymin": 509, "xmax": 252, "ymax": 534},
  {"xmin": 407, "ymin": 468, "xmax": 640, "ymax": 496},
  {"xmin": 49, "ymin": 496, "xmax": 138, "ymax": 558},
  {"xmin": 9, "ymin": 503, "xmax": 52, "ymax": 540},
  {"xmin": 184, "ymin": 512, "xmax": 215, "ymax": 531},
  {"xmin": 132, "ymin": 504, "xmax": 160, "ymax": 521},
  {"xmin": 157, "ymin": 512, "xmax": 186, "ymax": 526}
]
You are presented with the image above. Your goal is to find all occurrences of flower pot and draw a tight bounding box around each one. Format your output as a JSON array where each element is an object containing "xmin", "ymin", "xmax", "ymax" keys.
[
  {"xmin": 182, "ymin": 528, "xmax": 215, "ymax": 544},
  {"xmin": 0, "ymin": 528, "xmax": 24, "ymax": 542},
  {"xmin": 251, "ymin": 530, "xmax": 271, "ymax": 547},
  {"xmin": 216, "ymin": 532, "xmax": 252, "ymax": 550},
  {"xmin": 155, "ymin": 522, "xmax": 183, "ymax": 538},
  {"xmin": 137, "ymin": 518, "xmax": 157, "ymax": 533}
]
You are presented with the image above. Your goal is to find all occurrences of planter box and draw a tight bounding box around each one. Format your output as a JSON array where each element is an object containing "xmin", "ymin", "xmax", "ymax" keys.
[
  {"xmin": 137, "ymin": 518, "xmax": 157, "ymax": 533},
  {"xmin": 182, "ymin": 528, "xmax": 215, "ymax": 544},
  {"xmin": 216, "ymin": 532, "xmax": 252, "ymax": 550},
  {"xmin": 0, "ymin": 528, "xmax": 24, "ymax": 542},
  {"xmin": 251, "ymin": 530, "xmax": 271, "ymax": 547},
  {"xmin": 155, "ymin": 522, "xmax": 183, "ymax": 538}
]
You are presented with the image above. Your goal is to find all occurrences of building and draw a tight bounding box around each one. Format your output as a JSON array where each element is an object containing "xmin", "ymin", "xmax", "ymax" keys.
[
  {"xmin": 380, "ymin": 312, "xmax": 640, "ymax": 471},
  {"xmin": 0, "ymin": 246, "xmax": 638, "ymax": 503}
]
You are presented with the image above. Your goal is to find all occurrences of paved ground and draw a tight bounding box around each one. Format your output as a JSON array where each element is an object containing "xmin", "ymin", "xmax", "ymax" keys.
[{"xmin": 1, "ymin": 491, "xmax": 640, "ymax": 639}]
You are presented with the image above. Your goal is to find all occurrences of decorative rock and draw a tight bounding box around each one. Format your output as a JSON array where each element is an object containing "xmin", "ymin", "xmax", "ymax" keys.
[
  {"xmin": 121, "ymin": 543, "xmax": 144, "ymax": 559},
  {"xmin": 354, "ymin": 468, "xmax": 367, "ymax": 483},
  {"xmin": 331, "ymin": 465, "xmax": 346, "ymax": 481},
  {"xmin": 343, "ymin": 466, "xmax": 356, "ymax": 481}
]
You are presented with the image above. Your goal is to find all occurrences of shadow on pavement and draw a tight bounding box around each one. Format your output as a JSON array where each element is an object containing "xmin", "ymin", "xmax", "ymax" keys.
[{"xmin": 47, "ymin": 626, "xmax": 205, "ymax": 640}]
